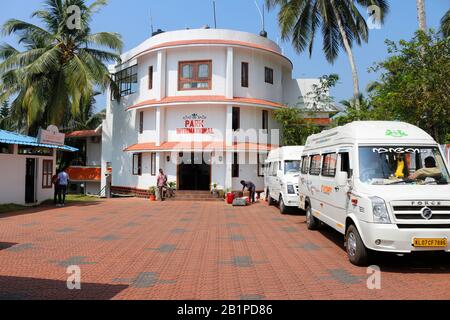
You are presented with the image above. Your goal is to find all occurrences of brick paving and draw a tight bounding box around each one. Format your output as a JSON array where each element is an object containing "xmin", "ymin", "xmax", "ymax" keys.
[{"xmin": 0, "ymin": 198, "xmax": 449, "ymax": 300}]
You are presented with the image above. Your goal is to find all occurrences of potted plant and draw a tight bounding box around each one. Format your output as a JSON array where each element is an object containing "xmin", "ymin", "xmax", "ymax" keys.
[
  {"xmin": 211, "ymin": 183, "xmax": 219, "ymax": 198},
  {"xmin": 148, "ymin": 186, "xmax": 156, "ymax": 202}
]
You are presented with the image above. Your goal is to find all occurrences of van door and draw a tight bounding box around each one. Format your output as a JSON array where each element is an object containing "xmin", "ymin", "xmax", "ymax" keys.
[
  {"xmin": 320, "ymin": 153, "xmax": 343, "ymax": 231},
  {"xmin": 332, "ymin": 151, "xmax": 353, "ymax": 233},
  {"xmin": 273, "ymin": 161, "xmax": 282, "ymax": 200}
]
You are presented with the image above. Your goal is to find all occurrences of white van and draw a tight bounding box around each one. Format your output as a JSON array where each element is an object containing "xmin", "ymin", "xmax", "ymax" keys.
[
  {"xmin": 265, "ymin": 146, "xmax": 304, "ymax": 214},
  {"xmin": 298, "ymin": 121, "xmax": 450, "ymax": 266}
]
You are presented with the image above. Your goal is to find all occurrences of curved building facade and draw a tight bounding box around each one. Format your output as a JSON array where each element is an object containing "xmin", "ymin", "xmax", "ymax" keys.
[{"xmin": 101, "ymin": 28, "xmax": 332, "ymax": 195}]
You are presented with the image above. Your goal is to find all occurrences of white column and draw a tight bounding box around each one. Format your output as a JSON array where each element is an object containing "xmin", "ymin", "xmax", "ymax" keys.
[
  {"xmin": 155, "ymin": 106, "xmax": 162, "ymax": 146},
  {"xmin": 225, "ymin": 47, "xmax": 234, "ymax": 99},
  {"xmin": 156, "ymin": 50, "xmax": 166, "ymax": 101},
  {"xmin": 225, "ymin": 152, "xmax": 233, "ymax": 191}
]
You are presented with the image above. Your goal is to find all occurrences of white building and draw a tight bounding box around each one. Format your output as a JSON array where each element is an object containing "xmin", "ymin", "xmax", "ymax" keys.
[
  {"xmin": 0, "ymin": 129, "xmax": 77, "ymax": 205},
  {"xmin": 101, "ymin": 28, "xmax": 334, "ymax": 197}
]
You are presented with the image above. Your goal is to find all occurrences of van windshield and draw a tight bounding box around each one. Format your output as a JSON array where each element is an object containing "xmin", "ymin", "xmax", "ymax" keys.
[
  {"xmin": 358, "ymin": 146, "xmax": 450, "ymax": 185},
  {"xmin": 285, "ymin": 160, "xmax": 301, "ymax": 174}
]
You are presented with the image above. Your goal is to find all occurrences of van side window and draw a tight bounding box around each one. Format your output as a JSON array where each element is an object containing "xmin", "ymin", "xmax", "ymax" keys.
[
  {"xmin": 339, "ymin": 152, "xmax": 352, "ymax": 177},
  {"xmin": 309, "ymin": 155, "xmax": 322, "ymax": 176},
  {"xmin": 322, "ymin": 153, "xmax": 338, "ymax": 177},
  {"xmin": 301, "ymin": 156, "xmax": 310, "ymax": 174}
]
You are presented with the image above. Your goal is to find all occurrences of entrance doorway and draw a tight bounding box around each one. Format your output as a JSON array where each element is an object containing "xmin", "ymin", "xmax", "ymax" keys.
[
  {"xmin": 25, "ymin": 158, "xmax": 36, "ymax": 204},
  {"xmin": 178, "ymin": 153, "xmax": 211, "ymax": 191}
]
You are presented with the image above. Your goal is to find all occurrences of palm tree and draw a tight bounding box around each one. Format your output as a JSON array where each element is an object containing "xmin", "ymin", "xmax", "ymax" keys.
[
  {"xmin": 416, "ymin": 0, "xmax": 427, "ymax": 31},
  {"xmin": 66, "ymin": 91, "xmax": 106, "ymax": 131},
  {"xmin": 441, "ymin": 9, "xmax": 450, "ymax": 37},
  {"xmin": 0, "ymin": 0, "xmax": 122, "ymax": 134},
  {"xmin": 266, "ymin": 0, "xmax": 389, "ymax": 111}
]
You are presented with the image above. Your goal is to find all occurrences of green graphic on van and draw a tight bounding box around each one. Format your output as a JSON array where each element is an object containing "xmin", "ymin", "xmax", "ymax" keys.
[{"xmin": 385, "ymin": 129, "xmax": 408, "ymax": 138}]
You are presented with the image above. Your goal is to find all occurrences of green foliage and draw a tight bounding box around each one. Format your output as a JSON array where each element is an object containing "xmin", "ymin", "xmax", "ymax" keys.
[
  {"xmin": 0, "ymin": 100, "xmax": 13, "ymax": 130},
  {"xmin": 368, "ymin": 30, "xmax": 450, "ymax": 143},
  {"xmin": 441, "ymin": 9, "xmax": 450, "ymax": 37},
  {"xmin": 0, "ymin": 0, "xmax": 122, "ymax": 134}
]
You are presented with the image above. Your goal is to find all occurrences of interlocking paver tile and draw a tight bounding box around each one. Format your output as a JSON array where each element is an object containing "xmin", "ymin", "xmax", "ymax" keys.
[{"xmin": 0, "ymin": 198, "xmax": 449, "ymax": 300}]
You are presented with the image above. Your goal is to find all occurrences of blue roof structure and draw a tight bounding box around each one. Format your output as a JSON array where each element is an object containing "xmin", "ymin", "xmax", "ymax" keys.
[{"xmin": 0, "ymin": 129, "xmax": 78, "ymax": 152}]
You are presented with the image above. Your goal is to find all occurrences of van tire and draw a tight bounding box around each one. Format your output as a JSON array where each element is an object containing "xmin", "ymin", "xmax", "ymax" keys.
[
  {"xmin": 267, "ymin": 190, "xmax": 276, "ymax": 206},
  {"xmin": 306, "ymin": 205, "xmax": 320, "ymax": 230},
  {"xmin": 345, "ymin": 225, "xmax": 369, "ymax": 266},
  {"xmin": 279, "ymin": 196, "xmax": 289, "ymax": 215}
]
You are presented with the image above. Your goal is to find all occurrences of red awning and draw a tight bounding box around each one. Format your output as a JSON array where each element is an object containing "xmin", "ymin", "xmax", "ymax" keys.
[{"xmin": 67, "ymin": 167, "xmax": 101, "ymax": 182}]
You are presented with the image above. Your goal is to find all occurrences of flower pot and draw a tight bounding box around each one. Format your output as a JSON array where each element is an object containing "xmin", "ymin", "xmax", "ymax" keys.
[{"xmin": 149, "ymin": 195, "xmax": 156, "ymax": 202}]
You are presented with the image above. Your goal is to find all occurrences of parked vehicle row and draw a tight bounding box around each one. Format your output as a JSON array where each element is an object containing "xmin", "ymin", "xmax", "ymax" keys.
[{"xmin": 265, "ymin": 121, "xmax": 450, "ymax": 266}]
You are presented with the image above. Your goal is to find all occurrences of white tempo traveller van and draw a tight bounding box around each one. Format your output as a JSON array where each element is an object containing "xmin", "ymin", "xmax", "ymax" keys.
[
  {"xmin": 298, "ymin": 121, "xmax": 450, "ymax": 266},
  {"xmin": 265, "ymin": 146, "xmax": 304, "ymax": 214}
]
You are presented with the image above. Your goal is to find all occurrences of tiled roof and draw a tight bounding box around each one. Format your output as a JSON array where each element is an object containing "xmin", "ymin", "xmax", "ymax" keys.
[
  {"xmin": 66, "ymin": 130, "xmax": 101, "ymax": 138},
  {"xmin": 126, "ymin": 96, "xmax": 286, "ymax": 110},
  {"xmin": 124, "ymin": 141, "xmax": 275, "ymax": 152}
]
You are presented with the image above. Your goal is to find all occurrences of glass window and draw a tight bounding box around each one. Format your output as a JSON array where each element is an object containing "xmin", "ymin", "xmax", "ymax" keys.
[
  {"xmin": 179, "ymin": 61, "xmax": 212, "ymax": 91},
  {"xmin": 309, "ymin": 155, "xmax": 322, "ymax": 176},
  {"xmin": 42, "ymin": 160, "xmax": 53, "ymax": 189},
  {"xmin": 151, "ymin": 153, "xmax": 156, "ymax": 176},
  {"xmin": 232, "ymin": 107, "xmax": 240, "ymax": 131},
  {"xmin": 285, "ymin": 160, "xmax": 301, "ymax": 174},
  {"xmin": 0, "ymin": 143, "xmax": 13, "ymax": 154},
  {"xmin": 359, "ymin": 146, "xmax": 450, "ymax": 185},
  {"xmin": 241, "ymin": 62, "xmax": 249, "ymax": 87},
  {"xmin": 133, "ymin": 153, "xmax": 142, "ymax": 176},
  {"xmin": 301, "ymin": 156, "xmax": 310, "ymax": 174},
  {"xmin": 232, "ymin": 153, "xmax": 239, "ymax": 178},
  {"xmin": 322, "ymin": 154, "xmax": 338, "ymax": 177},
  {"xmin": 262, "ymin": 110, "xmax": 269, "ymax": 131},
  {"xmin": 115, "ymin": 65, "xmax": 138, "ymax": 97},
  {"xmin": 265, "ymin": 67, "xmax": 273, "ymax": 84},
  {"xmin": 18, "ymin": 146, "xmax": 53, "ymax": 156},
  {"xmin": 148, "ymin": 66, "xmax": 153, "ymax": 90}
]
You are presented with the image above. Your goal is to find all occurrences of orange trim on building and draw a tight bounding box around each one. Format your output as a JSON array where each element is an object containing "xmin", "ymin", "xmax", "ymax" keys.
[
  {"xmin": 124, "ymin": 141, "xmax": 274, "ymax": 152},
  {"xmin": 304, "ymin": 118, "xmax": 332, "ymax": 126},
  {"xmin": 123, "ymin": 39, "xmax": 292, "ymax": 67},
  {"xmin": 126, "ymin": 96, "xmax": 286, "ymax": 110},
  {"xmin": 66, "ymin": 130, "xmax": 101, "ymax": 138},
  {"xmin": 67, "ymin": 167, "xmax": 101, "ymax": 182}
]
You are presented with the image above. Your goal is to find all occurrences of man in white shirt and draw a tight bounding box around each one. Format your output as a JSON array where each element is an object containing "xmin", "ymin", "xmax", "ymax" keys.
[{"xmin": 57, "ymin": 168, "xmax": 70, "ymax": 207}]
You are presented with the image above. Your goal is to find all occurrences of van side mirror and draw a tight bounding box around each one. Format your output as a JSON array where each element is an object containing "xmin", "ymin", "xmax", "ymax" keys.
[{"xmin": 337, "ymin": 172, "xmax": 349, "ymax": 187}]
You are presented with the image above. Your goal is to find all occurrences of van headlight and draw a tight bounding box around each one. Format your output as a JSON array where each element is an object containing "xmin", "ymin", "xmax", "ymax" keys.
[
  {"xmin": 287, "ymin": 184, "xmax": 295, "ymax": 194},
  {"xmin": 370, "ymin": 197, "xmax": 391, "ymax": 224}
]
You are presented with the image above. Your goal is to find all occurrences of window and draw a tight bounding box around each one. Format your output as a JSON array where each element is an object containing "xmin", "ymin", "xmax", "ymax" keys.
[
  {"xmin": 241, "ymin": 62, "xmax": 249, "ymax": 87},
  {"xmin": 340, "ymin": 152, "xmax": 351, "ymax": 177},
  {"xmin": 115, "ymin": 65, "xmax": 138, "ymax": 97},
  {"xmin": 178, "ymin": 60, "xmax": 212, "ymax": 90},
  {"xmin": 0, "ymin": 143, "xmax": 13, "ymax": 154},
  {"xmin": 285, "ymin": 160, "xmax": 301, "ymax": 174},
  {"xmin": 151, "ymin": 153, "xmax": 156, "ymax": 176},
  {"xmin": 301, "ymin": 156, "xmax": 310, "ymax": 174},
  {"xmin": 139, "ymin": 111, "xmax": 144, "ymax": 134},
  {"xmin": 42, "ymin": 160, "xmax": 53, "ymax": 189},
  {"xmin": 18, "ymin": 146, "xmax": 53, "ymax": 156},
  {"xmin": 265, "ymin": 67, "xmax": 273, "ymax": 84},
  {"xmin": 262, "ymin": 110, "xmax": 269, "ymax": 131},
  {"xmin": 133, "ymin": 153, "xmax": 142, "ymax": 176},
  {"xmin": 148, "ymin": 66, "xmax": 153, "ymax": 90},
  {"xmin": 232, "ymin": 107, "xmax": 240, "ymax": 131},
  {"xmin": 322, "ymin": 153, "xmax": 338, "ymax": 177},
  {"xmin": 309, "ymin": 154, "xmax": 322, "ymax": 176},
  {"xmin": 232, "ymin": 153, "xmax": 239, "ymax": 178},
  {"xmin": 258, "ymin": 153, "xmax": 268, "ymax": 177}
]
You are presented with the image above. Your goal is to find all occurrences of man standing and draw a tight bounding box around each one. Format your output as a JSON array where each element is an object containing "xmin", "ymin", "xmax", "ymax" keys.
[
  {"xmin": 241, "ymin": 180, "xmax": 256, "ymax": 204},
  {"xmin": 157, "ymin": 169, "xmax": 168, "ymax": 201},
  {"xmin": 51, "ymin": 171, "xmax": 60, "ymax": 206},
  {"xmin": 57, "ymin": 167, "xmax": 70, "ymax": 207}
]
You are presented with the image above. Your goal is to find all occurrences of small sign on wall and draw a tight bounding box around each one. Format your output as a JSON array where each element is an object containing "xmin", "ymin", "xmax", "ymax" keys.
[
  {"xmin": 177, "ymin": 113, "xmax": 214, "ymax": 134},
  {"xmin": 37, "ymin": 125, "xmax": 65, "ymax": 146}
]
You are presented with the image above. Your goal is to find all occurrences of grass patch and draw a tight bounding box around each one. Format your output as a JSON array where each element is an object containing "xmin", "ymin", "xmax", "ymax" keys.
[
  {"xmin": 65, "ymin": 194, "xmax": 101, "ymax": 203},
  {"xmin": 0, "ymin": 204, "xmax": 28, "ymax": 214}
]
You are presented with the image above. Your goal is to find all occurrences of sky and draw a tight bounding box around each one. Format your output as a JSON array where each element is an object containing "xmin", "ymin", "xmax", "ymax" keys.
[{"xmin": 0, "ymin": 0, "xmax": 448, "ymax": 111}]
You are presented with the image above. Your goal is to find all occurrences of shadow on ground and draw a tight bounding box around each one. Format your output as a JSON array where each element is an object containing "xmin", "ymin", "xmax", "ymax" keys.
[
  {"xmin": 0, "ymin": 275, "xmax": 128, "ymax": 300},
  {"xmin": 0, "ymin": 243, "xmax": 18, "ymax": 251},
  {"xmin": 0, "ymin": 201, "xmax": 102, "ymax": 219}
]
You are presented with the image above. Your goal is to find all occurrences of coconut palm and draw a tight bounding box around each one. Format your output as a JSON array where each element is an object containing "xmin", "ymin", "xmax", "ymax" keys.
[
  {"xmin": 266, "ymin": 0, "xmax": 389, "ymax": 110},
  {"xmin": 416, "ymin": 0, "xmax": 427, "ymax": 31},
  {"xmin": 441, "ymin": 9, "xmax": 450, "ymax": 37},
  {"xmin": 65, "ymin": 91, "xmax": 106, "ymax": 131},
  {"xmin": 0, "ymin": 0, "xmax": 122, "ymax": 134}
]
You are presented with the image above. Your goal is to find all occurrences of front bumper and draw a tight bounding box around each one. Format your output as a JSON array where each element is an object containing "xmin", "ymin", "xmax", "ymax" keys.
[{"xmin": 358, "ymin": 221, "xmax": 450, "ymax": 253}]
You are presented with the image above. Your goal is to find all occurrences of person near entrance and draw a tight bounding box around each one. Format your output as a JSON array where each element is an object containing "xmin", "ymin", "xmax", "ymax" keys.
[
  {"xmin": 52, "ymin": 171, "xmax": 60, "ymax": 205},
  {"xmin": 157, "ymin": 169, "xmax": 168, "ymax": 201},
  {"xmin": 57, "ymin": 168, "xmax": 70, "ymax": 207},
  {"xmin": 241, "ymin": 180, "xmax": 256, "ymax": 203}
]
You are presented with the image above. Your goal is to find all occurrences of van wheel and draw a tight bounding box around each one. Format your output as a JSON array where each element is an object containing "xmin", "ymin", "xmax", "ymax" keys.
[
  {"xmin": 267, "ymin": 190, "xmax": 275, "ymax": 206},
  {"xmin": 279, "ymin": 196, "xmax": 289, "ymax": 215},
  {"xmin": 306, "ymin": 205, "xmax": 320, "ymax": 230},
  {"xmin": 345, "ymin": 225, "xmax": 369, "ymax": 266}
]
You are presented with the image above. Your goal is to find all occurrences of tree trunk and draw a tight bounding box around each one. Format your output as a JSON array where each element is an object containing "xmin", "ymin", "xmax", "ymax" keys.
[
  {"xmin": 416, "ymin": 0, "xmax": 427, "ymax": 31},
  {"xmin": 329, "ymin": 0, "xmax": 361, "ymax": 111}
]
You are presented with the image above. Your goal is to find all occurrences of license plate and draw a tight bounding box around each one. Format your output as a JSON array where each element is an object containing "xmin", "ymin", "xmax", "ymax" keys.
[{"xmin": 413, "ymin": 238, "xmax": 448, "ymax": 247}]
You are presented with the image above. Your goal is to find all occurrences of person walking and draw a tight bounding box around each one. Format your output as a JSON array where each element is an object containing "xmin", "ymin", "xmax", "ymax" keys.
[
  {"xmin": 241, "ymin": 180, "xmax": 256, "ymax": 204},
  {"xmin": 57, "ymin": 167, "xmax": 70, "ymax": 207},
  {"xmin": 157, "ymin": 169, "xmax": 168, "ymax": 201},
  {"xmin": 52, "ymin": 171, "xmax": 60, "ymax": 206}
]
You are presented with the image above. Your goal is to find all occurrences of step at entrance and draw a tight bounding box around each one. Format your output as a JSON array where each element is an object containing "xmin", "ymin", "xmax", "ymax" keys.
[{"xmin": 167, "ymin": 191, "xmax": 223, "ymax": 202}]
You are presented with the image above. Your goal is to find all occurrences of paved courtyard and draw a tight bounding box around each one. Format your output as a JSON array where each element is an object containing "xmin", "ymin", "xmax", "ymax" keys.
[{"xmin": 0, "ymin": 198, "xmax": 449, "ymax": 300}]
